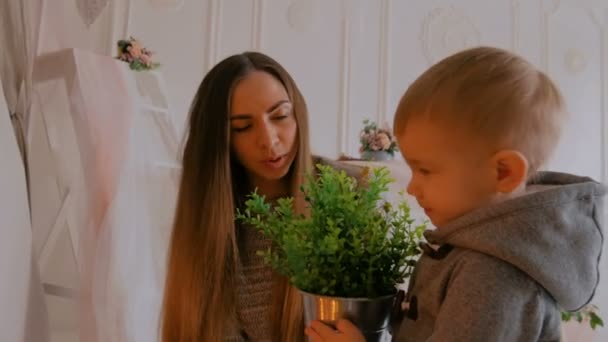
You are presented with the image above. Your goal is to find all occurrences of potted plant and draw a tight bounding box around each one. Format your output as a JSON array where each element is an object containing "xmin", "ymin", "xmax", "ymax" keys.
[
  {"xmin": 237, "ymin": 164, "xmax": 426, "ymax": 341},
  {"xmin": 359, "ymin": 119, "xmax": 399, "ymax": 161}
]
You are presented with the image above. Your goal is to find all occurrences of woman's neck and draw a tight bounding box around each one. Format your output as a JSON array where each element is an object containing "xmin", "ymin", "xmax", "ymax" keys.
[{"xmin": 249, "ymin": 175, "xmax": 290, "ymax": 200}]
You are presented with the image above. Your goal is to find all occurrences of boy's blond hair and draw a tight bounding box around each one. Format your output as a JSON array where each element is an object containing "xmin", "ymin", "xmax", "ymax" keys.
[{"xmin": 394, "ymin": 46, "xmax": 566, "ymax": 173}]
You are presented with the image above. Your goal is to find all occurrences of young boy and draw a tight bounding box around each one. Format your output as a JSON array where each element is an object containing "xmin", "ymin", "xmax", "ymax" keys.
[{"xmin": 305, "ymin": 46, "xmax": 606, "ymax": 341}]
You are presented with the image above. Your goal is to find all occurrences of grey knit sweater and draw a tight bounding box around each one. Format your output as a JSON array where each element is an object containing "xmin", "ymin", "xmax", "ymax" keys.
[{"xmin": 225, "ymin": 225, "xmax": 274, "ymax": 341}]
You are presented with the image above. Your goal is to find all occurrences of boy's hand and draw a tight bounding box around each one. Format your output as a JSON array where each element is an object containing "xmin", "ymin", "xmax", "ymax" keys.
[{"xmin": 305, "ymin": 319, "xmax": 366, "ymax": 342}]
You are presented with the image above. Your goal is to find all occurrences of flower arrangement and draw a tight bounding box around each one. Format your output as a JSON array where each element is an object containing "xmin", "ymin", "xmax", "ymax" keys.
[
  {"xmin": 360, "ymin": 119, "xmax": 398, "ymax": 154},
  {"xmin": 116, "ymin": 37, "xmax": 160, "ymax": 71},
  {"xmin": 359, "ymin": 119, "xmax": 398, "ymax": 161}
]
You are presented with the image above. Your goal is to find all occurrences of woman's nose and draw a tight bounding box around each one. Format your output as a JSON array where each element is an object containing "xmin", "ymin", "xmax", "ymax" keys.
[{"xmin": 258, "ymin": 122, "xmax": 279, "ymax": 150}]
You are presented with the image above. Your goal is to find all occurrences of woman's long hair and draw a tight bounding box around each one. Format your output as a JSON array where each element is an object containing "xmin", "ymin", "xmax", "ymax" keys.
[{"xmin": 161, "ymin": 52, "xmax": 311, "ymax": 341}]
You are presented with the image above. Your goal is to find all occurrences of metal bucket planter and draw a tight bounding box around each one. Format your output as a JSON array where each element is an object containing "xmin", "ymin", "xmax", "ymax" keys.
[
  {"xmin": 301, "ymin": 290, "xmax": 395, "ymax": 341},
  {"xmin": 361, "ymin": 150, "xmax": 393, "ymax": 161}
]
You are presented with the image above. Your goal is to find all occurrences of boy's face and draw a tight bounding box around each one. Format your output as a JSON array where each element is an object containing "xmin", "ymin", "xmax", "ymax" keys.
[{"xmin": 398, "ymin": 117, "xmax": 498, "ymax": 227}]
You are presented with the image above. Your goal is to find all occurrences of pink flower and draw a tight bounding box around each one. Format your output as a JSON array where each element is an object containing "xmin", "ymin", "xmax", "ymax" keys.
[
  {"xmin": 377, "ymin": 132, "xmax": 392, "ymax": 150},
  {"xmin": 128, "ymin": 46, "xmax": 141, "ymax": 58},
  {"xmin": 369, "ymin": 137, "xmax": 383, "ymax": 151},
  {"xmin": 127, "ymin": 40, "xmax": 144, "ymax": 58},
  {"xmin": 359, "ymin": 119, "xmax": 398, "ymax": 154},
  {"xmin": 140, "ymin": 54, "xmax": 151, "ymax": 66}
]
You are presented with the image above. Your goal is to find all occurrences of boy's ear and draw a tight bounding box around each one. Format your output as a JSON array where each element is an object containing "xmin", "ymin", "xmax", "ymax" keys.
[{"xmin": 491, "ymin": 150, "xmax": 528, "ymax": 193}]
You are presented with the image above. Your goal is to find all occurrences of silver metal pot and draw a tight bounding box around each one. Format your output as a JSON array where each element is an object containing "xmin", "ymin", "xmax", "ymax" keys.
[{"xmin": 300, "ymin": 290, "xmax": 395, "ymax": 341}]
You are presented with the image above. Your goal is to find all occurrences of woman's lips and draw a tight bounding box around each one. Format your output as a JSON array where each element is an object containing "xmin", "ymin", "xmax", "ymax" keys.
[{"xmin": 262, "ymin": 155, "xmax": 286, "ymax": 169}]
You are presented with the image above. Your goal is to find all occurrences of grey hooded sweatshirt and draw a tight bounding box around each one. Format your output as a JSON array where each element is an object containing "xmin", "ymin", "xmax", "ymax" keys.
[{"xmin": 394, "ymin": 172, "xmax": 606, "ymax": 342}]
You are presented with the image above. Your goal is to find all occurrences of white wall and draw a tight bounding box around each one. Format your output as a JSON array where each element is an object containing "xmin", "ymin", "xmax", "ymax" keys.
[
  {"xmin": 128, "ymin": 0, "xmax": 606, "ymax": 174},
  {"xmin": 127, "ymin": 0, "xmax": 608, "ymax": 339}
]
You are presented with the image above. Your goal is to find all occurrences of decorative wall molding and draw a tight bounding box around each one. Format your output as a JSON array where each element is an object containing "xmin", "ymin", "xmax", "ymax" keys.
[
  {"xmin": 148, "ymin": 0, "xmax": 184, "ymax": 11},
  {"xmin": 543, "ymin": 1, "xmax": 606, "ymax": 186},
  {"xmin": 287, "ymin": 0, "xmax": 316, "ymax": 32},
  {"xmin": 206, "ymin": 0, "xmax": 222, "ymax": 70},
  {"xmin": 563, "ymin": 48, "xmax": 588, "ymax": 73},
  {"xmin": 108, "ymin": 0, "xmax": 135, "ymax": 55},
  {"xmin": 420, "ymin": 5, "xmax": 481, "ymax": 65},
  {"xmin": 75, "ymin": 0, "xmax": 110, "ymax": 27},
  {"xmin": 589, "ymin": 5, "xmax": 608, "ymax": 185},
  {"xmin": 337, "ymin": 13, "xmax": 352, "ymax": 156},
  {"xmin": 123, "ymin": 0, "xmax": 132, "ymax": 40},
  {"xmin": 376, "ymin": 0, "xmax": 391, "ymax": 126},
  {"xmin": 107, "ymin": 0, "xmax": 117, "ymax": 54},
  {"xmin": 541, "ymin": 0, "xmax": 561, "ymax": 71},
  {"xmin": 107, "ymin": 0, "xmax": 131, "ymax": 55},
  {"xmin": 511, "ymin": 0, "xmax": 520, "ymax": 51},
  {"xmin": 603, "ymin": 31, "xmax": 607, "ymax": 186},
  {"xmin": 251, "ymin": 0, "xmax": 265, "ymax": 50}
]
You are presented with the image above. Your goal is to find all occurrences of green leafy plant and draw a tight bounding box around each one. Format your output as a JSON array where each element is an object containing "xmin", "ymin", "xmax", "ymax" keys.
[
  {"xmin": 236, "ymin": 164, "xmax": 426, "ymax": 298},
  {"xmin": 561, "ymin": 304, "xmax": 604, "ymax": 330}
]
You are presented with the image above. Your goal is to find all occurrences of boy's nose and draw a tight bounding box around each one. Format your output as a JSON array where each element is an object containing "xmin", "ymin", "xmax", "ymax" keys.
[{"xmin": 406, "ymin": 181, "xmax": 417, "ymax": 197}]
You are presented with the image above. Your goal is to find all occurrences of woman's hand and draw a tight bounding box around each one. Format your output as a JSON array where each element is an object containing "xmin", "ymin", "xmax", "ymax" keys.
[{"xmin": 305, "ymin": 319, "xmax": 366, "ymax": 342}]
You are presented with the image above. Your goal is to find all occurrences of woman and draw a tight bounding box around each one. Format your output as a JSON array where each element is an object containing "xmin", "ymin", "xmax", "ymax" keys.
[{"xmin": 161, "ymin": 51, "xmax": 312, "ymax": 341}]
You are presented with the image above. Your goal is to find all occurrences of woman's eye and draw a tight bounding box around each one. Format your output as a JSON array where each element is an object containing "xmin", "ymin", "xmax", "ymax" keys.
[
  {"xmin": 272, "ymin": 107, "xmax": 292, "ymax": 119},
  {"xmin": 273, "ymin": 103, "xmax": 293, "ymax": 118},
  {"xmin": 272, "ymin": 115, "xmax": 288, "ymax": 121},
  {"xmin": 232, "ymin": 125, "xmax": 251, "ymax": 132}
]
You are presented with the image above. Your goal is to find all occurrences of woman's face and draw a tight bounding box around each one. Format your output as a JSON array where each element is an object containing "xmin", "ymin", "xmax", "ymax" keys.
[{"xmin": 229, "ymin": 71, "xmax": 298, "ymax": 186}]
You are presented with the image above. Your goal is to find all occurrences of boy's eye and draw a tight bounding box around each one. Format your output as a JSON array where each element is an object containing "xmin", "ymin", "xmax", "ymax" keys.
[{"xmin": 419, "ymin": 168, "xmax": 431, "ymax": 175}]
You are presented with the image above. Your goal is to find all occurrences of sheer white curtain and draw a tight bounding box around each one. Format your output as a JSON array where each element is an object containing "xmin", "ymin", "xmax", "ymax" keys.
[
  {"xmin": 30, "ymin": 47, "xmax": 177, "ymax": 342},
  {"xmin": 2, "ymin": 1, "xmax": 175, "ymax": 341},
  {"xmin": 28, "ymin": 1, "xmax": 175, "ymax": 341},
  {"xmin": 0, "ymin": 0, "xmax": 49, "ymax": 341},
  {"xmin": 0, "ymin": 71, "xmax": 50, "ymax": 342}
]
